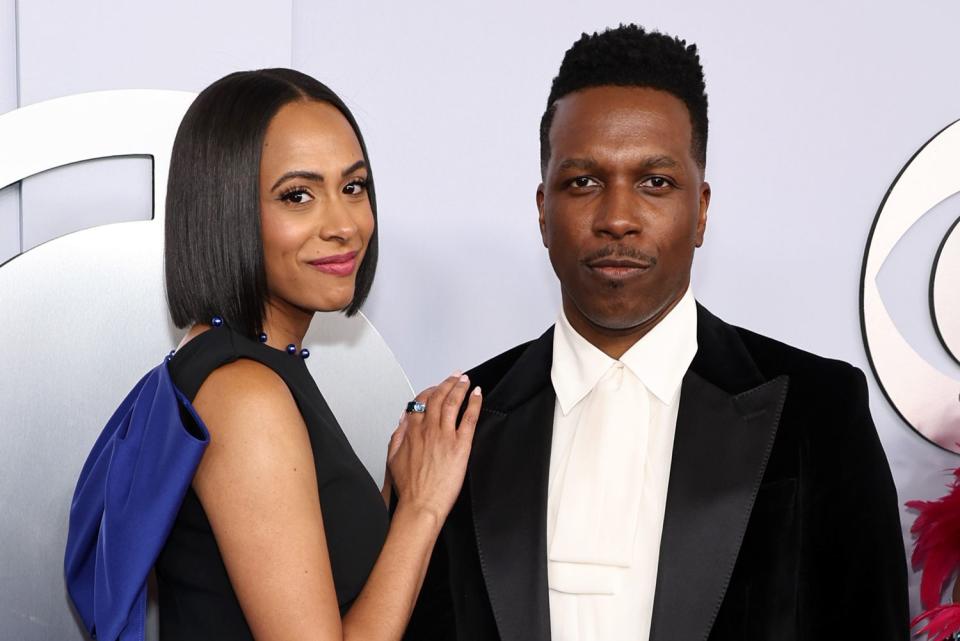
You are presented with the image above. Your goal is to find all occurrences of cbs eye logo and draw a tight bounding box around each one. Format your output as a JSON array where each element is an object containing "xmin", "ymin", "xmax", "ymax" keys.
[{"xmin": 861, "ymin": 119, "xmax": 960, "ymax": 454}]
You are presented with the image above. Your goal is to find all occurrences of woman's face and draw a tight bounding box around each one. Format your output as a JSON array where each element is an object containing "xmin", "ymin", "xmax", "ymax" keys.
[{"xmin": 258, "ymin": 99, "xmax": 375, "ymax": 317}]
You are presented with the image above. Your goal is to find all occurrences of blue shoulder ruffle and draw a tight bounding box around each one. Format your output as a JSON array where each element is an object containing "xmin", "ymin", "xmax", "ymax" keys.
[{"xmin": 64, "ymin": 361, "xmax": 209, "ymax": 641}]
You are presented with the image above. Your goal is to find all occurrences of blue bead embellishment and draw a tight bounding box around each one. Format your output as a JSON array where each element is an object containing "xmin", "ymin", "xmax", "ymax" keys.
[
  {"xmin": 211, "ymin": 316, "xmax": 224, "ymax": 327},
  {"xmin": 300, "ymin": 348, "xmax": 310, "ymax": 359},
  {"xmin": 286, "ymin": 344, "xmax": 297, "ymax": 355},
  {"xmin": 258, "ymin": 332, "xmax": 268, "ymax": 343}
]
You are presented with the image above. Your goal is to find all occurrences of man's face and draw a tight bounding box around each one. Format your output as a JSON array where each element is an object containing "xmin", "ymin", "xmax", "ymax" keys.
[{"xmin": 537, "ymin": 85, "xmax": 710, "ymax": 338}]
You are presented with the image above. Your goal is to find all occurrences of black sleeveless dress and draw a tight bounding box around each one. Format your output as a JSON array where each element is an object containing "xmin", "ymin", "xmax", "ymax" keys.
[{"xmin": 155, "ymin": 326, "xmax": 389, "ymax": 640}]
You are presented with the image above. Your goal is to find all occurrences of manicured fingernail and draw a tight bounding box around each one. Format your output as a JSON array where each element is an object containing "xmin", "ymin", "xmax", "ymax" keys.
[
  {"xmin": 452, "ymin": 370, "xmax": 462, "ymax": 377},
  {"xmin": 459, "ymin": 374, "xmax": 469, "ymax": 383},
  {"xmin": 472, "ymin": 386, "xmax": 482, "ymax": 396}
]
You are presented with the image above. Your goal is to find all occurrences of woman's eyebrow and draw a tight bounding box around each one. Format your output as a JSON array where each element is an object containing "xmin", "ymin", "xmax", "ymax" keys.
[
  {"xmin": 270, "ymin": 161, "xmax": 367, "ymax": 192},
  {"xmin": 271, "ymin": 170, "xmax": 323, "ymax": 191},
  {"xmin": 341, "ymin": 160, "xmax": 366, "ymax": 177}
]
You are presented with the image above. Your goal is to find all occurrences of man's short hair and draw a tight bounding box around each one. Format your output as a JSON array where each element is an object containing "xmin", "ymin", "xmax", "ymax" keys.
[{"xmin": 539, "ymin": 24, "xmax": 709, "ymax": 173}]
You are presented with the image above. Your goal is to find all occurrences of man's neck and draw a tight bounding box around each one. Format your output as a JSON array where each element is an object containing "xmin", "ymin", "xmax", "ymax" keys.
[{"xmin": 561, "ymin": 291, "xmax": 688, "ymax": 360}]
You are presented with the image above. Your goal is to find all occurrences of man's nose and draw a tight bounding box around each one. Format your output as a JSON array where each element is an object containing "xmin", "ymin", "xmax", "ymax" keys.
[{"xmin": 593, "ymin": 183, "xmax": 642, "ymax": 239}]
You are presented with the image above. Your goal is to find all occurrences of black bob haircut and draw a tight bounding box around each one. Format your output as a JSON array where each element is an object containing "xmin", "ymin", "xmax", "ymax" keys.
[
  {"xmin": 165, "ymin": 68, "xmax": 378, "ymax": 337},
  {"xmin": 539, "ymin": 24, "xmax": 708, "ymax": 173}
]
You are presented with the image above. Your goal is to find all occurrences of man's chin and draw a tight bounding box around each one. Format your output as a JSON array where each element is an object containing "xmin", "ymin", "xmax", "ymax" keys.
[
  {"xmin": 575, "ymin": 294, "xmax": 687, "ymax": 333},
  {"xmin": 581, "ymin": 309, "xmax": 661, "ymax": 334}
]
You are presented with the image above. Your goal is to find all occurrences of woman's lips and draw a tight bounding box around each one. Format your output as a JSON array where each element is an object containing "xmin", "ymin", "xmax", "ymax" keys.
[{"xmin": 308, "ymin": 251, "xmax": 358, "ymax": 276}]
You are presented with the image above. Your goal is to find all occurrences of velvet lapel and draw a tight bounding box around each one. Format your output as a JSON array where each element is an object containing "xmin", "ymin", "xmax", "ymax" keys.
[
  {"xmin": 469, "ymin": 329, "xmax": 555, "ymax": 641},
  {"xmin": 648, "ymin": 305, "xmax": 789, "ymax": 641}
]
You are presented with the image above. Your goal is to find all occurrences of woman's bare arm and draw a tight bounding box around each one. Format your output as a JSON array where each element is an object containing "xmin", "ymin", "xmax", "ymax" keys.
[{"xmin": 192, "ymin": 360, "xmax": 479, "ymax": 641}]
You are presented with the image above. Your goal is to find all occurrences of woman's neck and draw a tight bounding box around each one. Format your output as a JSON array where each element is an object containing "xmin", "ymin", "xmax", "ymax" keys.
[{"xmin": 261, "ymin": 299, "xmax": 313, "ymax": 349}]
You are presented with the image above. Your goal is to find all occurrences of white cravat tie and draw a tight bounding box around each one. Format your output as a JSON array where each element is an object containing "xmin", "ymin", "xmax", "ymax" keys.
[{"xmin": 549, "ymin": 361, "xmax": 651, "ymax": 595}]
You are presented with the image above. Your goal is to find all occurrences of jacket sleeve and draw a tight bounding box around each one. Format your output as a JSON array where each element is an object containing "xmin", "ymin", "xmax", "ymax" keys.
[
  {"xmin": 802, "ymin": 365, "xmax": 909, "ymax": 639},
  {"xmin": 403, "ymin": 529, "xmax": 456, "ymax": 640}
]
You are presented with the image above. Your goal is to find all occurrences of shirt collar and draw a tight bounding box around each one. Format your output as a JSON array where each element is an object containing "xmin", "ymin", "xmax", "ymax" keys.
[{"xmin": 551, "ymin": 288, "xmax": 698, "ymax": 415}]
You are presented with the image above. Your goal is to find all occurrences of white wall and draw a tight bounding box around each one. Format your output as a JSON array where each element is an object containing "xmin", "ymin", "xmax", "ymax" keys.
[
  {"xmin": 2, "ymin": 0, "xmax": 959, "ymax": 631},
  {"xmin": 8, "ymin": 0, "xmax": 294, "ymax": 257},
  {"xmin": 0, "ymin": 0, "xmax": 18, "ymax": 264},
  {"xmin": 291, "ymin": 2, "xmax": 960, "ymax": 616}
]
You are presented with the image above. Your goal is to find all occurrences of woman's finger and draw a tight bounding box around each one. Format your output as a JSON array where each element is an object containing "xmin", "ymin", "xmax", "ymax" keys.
[
  {"xmin": 457, "ymin": 386, "xmax": 482, "ymax": 444},
  {"xmin": 414, "ymin": 385, "xmax": 435, "ymax": 403},
  {"xmin": 404, "ymin": 385, "xmax": 436, "ymax": 434},
  {"xmin": 387, "ymin": 420, "xmax": 407, "ymax": 461},
  {"xmin": 426, "ymin": 374, "xmax": 461, "ymax": 430},
  {"xmin": 440, "ymin": 374, "xmax": 470, "ymax": 433}
]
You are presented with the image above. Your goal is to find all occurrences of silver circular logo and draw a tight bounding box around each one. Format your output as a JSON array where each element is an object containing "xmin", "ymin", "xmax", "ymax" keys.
[{"xmin": 861, "ymin": 119, "xmax": 960, "ymax": 453}]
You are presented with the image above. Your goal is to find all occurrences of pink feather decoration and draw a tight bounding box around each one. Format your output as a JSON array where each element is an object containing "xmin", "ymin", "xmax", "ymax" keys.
[
  {"xmin": 912, "ymin": 605, "xmax": 960, "ymax": 641},
  {"xmin": 907, "ymin": 467, "xmax": 960, "ymax": 640}
]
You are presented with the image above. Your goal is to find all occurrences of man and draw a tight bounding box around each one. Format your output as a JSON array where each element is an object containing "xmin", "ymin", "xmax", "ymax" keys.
[{"xmin": 406, "ymin": 25, "xmax": 908, "ymax": 640}]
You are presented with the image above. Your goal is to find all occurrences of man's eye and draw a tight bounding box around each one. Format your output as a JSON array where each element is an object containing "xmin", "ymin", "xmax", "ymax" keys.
[
  {"xmin": 570, "ymin": 176, "xmax": 598, "ymax": 188},
  {"xmin": 280, "ymin": 189, "xmax": 313, "ymax": 204},
  {"xmin": 641, "ymin": 176, "xmax": 672, "ymax": 189},
  {"xmin": 343, "ymin": 179, "xmax": 368, "ymax": 196}
]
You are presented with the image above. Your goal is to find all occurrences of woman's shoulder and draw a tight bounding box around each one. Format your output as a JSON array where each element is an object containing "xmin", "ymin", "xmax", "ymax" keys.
[
  {"xmin": 190, "ymin": 356, "xmax": 311, "ymax": 490},
  {"xmin": 197, "ymin": 358, "xmax": 293, "ymax": 418},
  {"xmin": 169, "ymin": 325, "xmax": 287, "ymax": 402}
]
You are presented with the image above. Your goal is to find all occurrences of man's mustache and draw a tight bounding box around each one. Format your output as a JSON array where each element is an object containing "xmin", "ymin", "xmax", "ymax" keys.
[{"xmin": 581, "ymin": 245, "xmax": 658, "ymax": 265}]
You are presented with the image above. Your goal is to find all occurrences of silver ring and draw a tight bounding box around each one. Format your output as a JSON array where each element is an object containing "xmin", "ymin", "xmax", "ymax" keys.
[{"xmin": 405, "ymin": 400, "xmax": 427, "ymax": 414}]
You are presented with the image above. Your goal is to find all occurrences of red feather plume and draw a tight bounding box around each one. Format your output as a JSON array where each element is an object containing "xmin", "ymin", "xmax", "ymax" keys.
[
  {"xmin": 907, "ymin": 467, "xmax": 960, "ymax": 640},
  {"xmin": 912, "ymin": 605, "xmax": 960, "ymax": 641}
]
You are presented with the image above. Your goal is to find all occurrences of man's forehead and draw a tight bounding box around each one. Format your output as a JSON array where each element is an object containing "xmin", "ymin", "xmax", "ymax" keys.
[
  {"xmin": 552, "ymin": 86, "xmax": 691, "ymax": 133},
  {"xmin": 549, "ymin": 87, "xmax": 693, "ymax": 161},
  {"xmin": 555, "ymin": 154, "xmax": 680, "ymax": 171}
]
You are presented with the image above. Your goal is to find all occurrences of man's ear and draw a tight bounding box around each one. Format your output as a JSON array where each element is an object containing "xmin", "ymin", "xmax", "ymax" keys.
[
  {"xmin": 537, "ymin": 184, "xmax": 548, "ymax": 248},
  {"xmin": 695, "ymin": 181, "xmax": 710, "ymax": 248}
]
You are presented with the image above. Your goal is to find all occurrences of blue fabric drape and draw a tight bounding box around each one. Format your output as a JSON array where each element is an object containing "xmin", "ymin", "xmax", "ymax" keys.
[{"xmin": 64, "ymin": 361, "xmax": 209, "ymax": 641}]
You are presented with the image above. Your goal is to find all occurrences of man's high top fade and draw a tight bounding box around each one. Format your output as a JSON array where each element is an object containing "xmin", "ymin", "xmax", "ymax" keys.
[{"xmin": 539, "ymin": 24, "xmax": 709, "ymax": 173}]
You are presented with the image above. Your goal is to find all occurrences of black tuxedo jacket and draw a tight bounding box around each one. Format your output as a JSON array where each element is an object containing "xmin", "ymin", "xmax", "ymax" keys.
[{"xmin": 405, "ymin": 304, "xmax": 909, "ymax": 641}]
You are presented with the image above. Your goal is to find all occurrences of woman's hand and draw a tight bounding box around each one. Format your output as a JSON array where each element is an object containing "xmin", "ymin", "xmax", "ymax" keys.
[{"xmin": 387, "ymin": 374, "xmax": 482, "ymax": 527}]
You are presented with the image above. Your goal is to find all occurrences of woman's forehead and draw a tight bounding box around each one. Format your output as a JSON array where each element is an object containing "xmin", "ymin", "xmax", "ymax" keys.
[{"xmin": 262, "ymin": 100, "xmax": 363, "ymax": 167}]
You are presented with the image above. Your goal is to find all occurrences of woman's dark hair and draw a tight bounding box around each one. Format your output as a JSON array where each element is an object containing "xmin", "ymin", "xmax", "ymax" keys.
[{"xmin": 164, "ymin": 68, "xmax": 378, "ymax": 336}]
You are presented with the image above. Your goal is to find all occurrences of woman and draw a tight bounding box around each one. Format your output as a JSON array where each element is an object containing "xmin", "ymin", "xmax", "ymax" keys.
[{"xmin": 159, "ymin": 68, "xmax": 479, "ymax": 640}]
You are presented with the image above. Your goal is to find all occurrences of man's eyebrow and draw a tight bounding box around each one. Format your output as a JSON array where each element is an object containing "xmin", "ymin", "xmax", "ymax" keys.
[
  {"xmin": 270, "ymin": 160, "xmax": 367, "ymax": 192},
  {"xmin": 556, "ymin": 157, "xmax": 598, "ymax": 172},
  {"xmin": 641, "ymin": 155, "xmax": 680, "ymax": 170},
  {"xmin": 556, "ymin": 155, "xmax": 680, "ymax": 172}
]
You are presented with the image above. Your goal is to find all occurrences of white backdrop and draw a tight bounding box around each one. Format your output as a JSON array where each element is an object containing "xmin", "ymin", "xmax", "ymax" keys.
[
  {"xmin": 2, "ymin": 0, "xmax": 959, "ymax": 627},
  {"xmin": 292, "ymin": 3, "xmax": 960, "ymax": 616}
]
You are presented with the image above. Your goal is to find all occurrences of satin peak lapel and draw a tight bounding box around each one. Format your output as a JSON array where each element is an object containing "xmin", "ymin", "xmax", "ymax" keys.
[
  {"xmin": 469, "ymin": 331, "xmax": 554, "ymax": 641},
  {"xmin": 649, "ymin": 371, "xmax": 789, "ymax": 641}
]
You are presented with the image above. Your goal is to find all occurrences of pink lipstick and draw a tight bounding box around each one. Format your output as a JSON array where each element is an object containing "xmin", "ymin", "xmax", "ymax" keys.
[{"xmin": 309, "ymin": 251, "xmax": 358, "ymax": 276}]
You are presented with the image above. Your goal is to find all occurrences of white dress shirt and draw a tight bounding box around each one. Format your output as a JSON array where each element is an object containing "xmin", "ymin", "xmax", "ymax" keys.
[{"xmin": 547, "ymin": 289, "xmax": 698, "ymax": 641}]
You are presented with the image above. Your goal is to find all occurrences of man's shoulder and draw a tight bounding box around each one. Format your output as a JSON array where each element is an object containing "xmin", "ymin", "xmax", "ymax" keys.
[
  {"xmin": 465, "ymin": 334, "xmax": 548, "ymax": 392},
  {"xmin": 707, "ymin": 313, "xmax": 877, "ymax": 456},
  {"xmin": 724, "ymin": 317, "xmax": 865, "ymax": 393}
]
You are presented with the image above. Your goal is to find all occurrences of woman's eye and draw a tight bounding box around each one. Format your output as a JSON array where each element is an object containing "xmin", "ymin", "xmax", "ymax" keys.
[
  {"xmin": 343, "ymin": 179, "xmax": 367, "ymax": 196},
  {"xmin": 281, "ymin": 189, "xmax": 313, "ymax": 204},
  {"xmin": 570, "ymin": 176, "xmax": 598, "ymax": 189}
]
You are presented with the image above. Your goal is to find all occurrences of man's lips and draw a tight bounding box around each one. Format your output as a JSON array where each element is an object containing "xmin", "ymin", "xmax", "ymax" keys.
[
  {"xmin": 584, "ymin": 257, "xmax": 655, "ymax": 279},
  {"xmin": 308, "ymin": 251, "xmax": 358, "ymax": 276}
]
